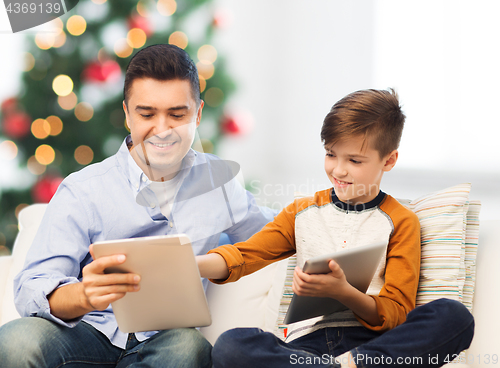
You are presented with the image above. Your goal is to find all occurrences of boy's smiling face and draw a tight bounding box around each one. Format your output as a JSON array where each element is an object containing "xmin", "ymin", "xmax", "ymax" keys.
[{"xmin": 324, "ymin": 135, "xmax": 398, "ymax": 205}]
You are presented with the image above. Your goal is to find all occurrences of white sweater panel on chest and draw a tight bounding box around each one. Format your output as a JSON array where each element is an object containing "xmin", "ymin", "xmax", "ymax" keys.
[{"xmin": 294, "ymin": 202, "xmax": 393, "ymax": 296}]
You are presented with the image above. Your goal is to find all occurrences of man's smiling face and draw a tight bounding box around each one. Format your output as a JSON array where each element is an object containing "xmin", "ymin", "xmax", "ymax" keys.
[{"xmin": 123, "ymin": 77, "xmax": 203, "ymax": 181}]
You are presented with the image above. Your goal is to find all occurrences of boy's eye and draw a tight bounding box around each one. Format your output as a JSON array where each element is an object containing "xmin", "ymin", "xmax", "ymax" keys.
[
  {"xmin": 325, "ymin": 153, "xmax": 335, "ymax": 158},
  {"xmin": 350, "ymin": 159, "xmax": 361, "ymax": 164}
]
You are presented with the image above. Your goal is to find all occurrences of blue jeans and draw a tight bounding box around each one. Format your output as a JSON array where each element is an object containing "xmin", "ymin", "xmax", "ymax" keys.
[
  {"xmin": 212, "ymin": 299, "xmax": 474, "ymax": 368},
  {"xmin": 0, "ymin": 318, "xmax": 212, "ymax": 367}
]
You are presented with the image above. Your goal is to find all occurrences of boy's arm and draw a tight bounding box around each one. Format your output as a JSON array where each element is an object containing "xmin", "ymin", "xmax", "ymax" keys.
[
  {"xmin": 293, "ymin": 260, "xmax": 382, "ymax": 326},
  {"xmin": 358, "ymin": 205, "xmax": 421, "ymax": 331},
  {"xmin": 202, "ymin": 199, "xmax": 303, "ymax": 283},
  {"xmin": 197, "ymin": 253, "xmax": 229, "ymax": 280}
]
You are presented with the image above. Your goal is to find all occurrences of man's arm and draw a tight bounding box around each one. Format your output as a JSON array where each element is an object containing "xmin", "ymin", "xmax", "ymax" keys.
[{"xmin": 48, "ymin": 246, "xmax": 141, "ymax": 321}]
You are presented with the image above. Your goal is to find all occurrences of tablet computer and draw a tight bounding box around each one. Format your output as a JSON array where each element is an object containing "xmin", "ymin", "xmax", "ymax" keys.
[
  {"xmin": 92, "ymin": 234, "xmax": 212, "ymax": 333},
  {"xmin": 283, "ymin": 241, "xmax": 387, "ymax": 325}
]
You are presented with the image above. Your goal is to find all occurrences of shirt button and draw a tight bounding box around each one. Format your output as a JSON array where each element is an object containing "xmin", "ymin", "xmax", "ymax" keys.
[
  {"xmin": 150, "ymin": 203, "xmax": 156, "ymax": 208},
  {"xmin": 142, "ymin": 176, "xmax": 147, "ymax": 182},
  {"xmin": 135, "ymin": 183, "xmax": 139, "ymax": 189},
  {"xmin": 169, "ymin": 222, "xmax": 173, "ymax": 228}
]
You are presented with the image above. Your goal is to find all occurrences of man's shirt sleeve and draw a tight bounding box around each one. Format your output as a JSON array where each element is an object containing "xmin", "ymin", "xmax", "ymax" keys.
[
  {"xmin": 13, "ymin": 177, "xmax": 92, "ymax": 327},
  {"xmin": 220, "ymin": 175, "xmax": 278, "ymax": 244}
]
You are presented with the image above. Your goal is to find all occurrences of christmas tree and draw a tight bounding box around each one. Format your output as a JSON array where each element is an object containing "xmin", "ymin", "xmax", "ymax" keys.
[{"xmin": 0, "ymin": 0, "xmax": 246, "ymax": 253}]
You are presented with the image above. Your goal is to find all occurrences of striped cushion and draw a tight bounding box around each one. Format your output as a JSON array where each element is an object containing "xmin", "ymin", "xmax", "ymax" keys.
[
  {"xmin": 274, "ymin": 184, "xmax": 480, "ymax": 340},
  {"xmin": 398, "ymin": 183, "xmax": 473, "ymax": 306}
]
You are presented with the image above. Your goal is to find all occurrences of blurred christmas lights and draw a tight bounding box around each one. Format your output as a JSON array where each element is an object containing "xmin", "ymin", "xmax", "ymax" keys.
[{"xmin": 52, "ymin": 75, "xmax": 74, "ymax": 97}]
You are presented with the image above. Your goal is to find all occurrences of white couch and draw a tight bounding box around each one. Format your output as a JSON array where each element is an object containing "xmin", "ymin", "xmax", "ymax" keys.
[{"xmin": 1, "ymin": 203, "xmax": 499, "ymax": 368}]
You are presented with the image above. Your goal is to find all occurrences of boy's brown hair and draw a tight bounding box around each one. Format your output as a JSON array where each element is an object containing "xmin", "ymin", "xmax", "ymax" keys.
[{"xmin": 320, "ymin": 89, "xmax": 406, "ymax": 159}]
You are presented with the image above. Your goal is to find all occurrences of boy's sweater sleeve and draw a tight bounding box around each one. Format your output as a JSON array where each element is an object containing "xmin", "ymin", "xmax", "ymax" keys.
[
  {"xmin": 207, "ymin": 200, "xmax": 302, "ymax": 284},
  {"xmin": 356, "ymin": 199, "xmax": 421, "ymax": 332}
]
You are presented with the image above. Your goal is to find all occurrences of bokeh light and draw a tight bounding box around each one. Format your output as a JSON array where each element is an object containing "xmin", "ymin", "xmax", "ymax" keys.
[
  {"xmin": 74, "ymin": 145, "xmax": 94, "ymax": 165},
  {"xmin": 35, "ymin": 33, "xmax": 55, "ymax": 50},
  {"xmin": 204, "ymin": 87, "xmax": 224, "ymax": 107},
  {"xmin": 52, "ymin": 75, "xmax": 74, "ymax": 97},
  {"xmin": 35, "ymin": 144, "xmax": 56, "ymax": 165},
  {"xmin": 75, "ymin": 102, "xmax": 94, "ymax": 122},
  {"xmin": 127, "ymin": 28, "xmax": 147, "ymax": 48},
  {"xmin": 58, "ymin": 92, "xmax": 78, "ymax": 110},
  {"xmin": 114, "ymin": 39, "xmax": 134, "ymax": 58},
  {"xmin": 168, "ymin": 31, "xmax": 188, "ymax": 49},
  {"xmin": 27, "ymin": 155, "xmax": 46, "ymax": 175},
  {"xmin": 15, "ymin": 204, "xmax": 29, "ymax": 219},
  {"xmin": 53, "ymin": 31, "xmax": 67, "ymax": 48},
  {"xmin": 136, "ymin": 0, "xmax": 148, "ymax": 16},
  {"xmin": 0, "ymin": 140, "xmax": 18, "ymax": 160},
  {"xmin": 67, "ymin": 15, "xmax": 87, "ymax": 36},
  {"xmin": 31, "ymin": 118, "xmax": 51, "ymax": 139},
  {"xmin": 21, "ymin": 52, "xmax": 35, "ymax": 72},
  {"xmin": 157, "ymin": 0, "xmax": 177, "ymax": 16},
  {"xmin": 46, "ymin": 115, "xmax": 63, "ymax": 136},
  {"xmin": 198, "ymin": 45, "xmax": 217, "ymax": 65},
  {"xmin": 196, "ymin": 63, "xmax": 215, "ymax": 80}
]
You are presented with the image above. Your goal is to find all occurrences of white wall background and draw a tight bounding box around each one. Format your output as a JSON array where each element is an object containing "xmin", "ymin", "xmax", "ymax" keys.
[
  {"xmin": 214, "ymin": 0, "xmax": 376, "ymax": 206},
  {"xmin": 213, "ymin": 0, "xmax": 500, "ymax": 220},
  {"xmin": 1, "ymin": 0, "xmax": 499, "ymax": 220}
]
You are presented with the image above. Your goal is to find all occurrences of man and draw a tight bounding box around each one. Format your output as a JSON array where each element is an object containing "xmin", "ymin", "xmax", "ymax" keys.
[{"xmin": 0, "ymin": 44, "xmax": 274, "ymax": 367}]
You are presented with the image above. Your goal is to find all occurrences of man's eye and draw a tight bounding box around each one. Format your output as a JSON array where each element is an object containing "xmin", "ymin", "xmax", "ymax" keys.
[
  {"xmin": 141, "ymin": 114, "xmax": 153, "ymax": 118},
  {"xmin": 172, "ymin": 114, "xmax": 185, "ymax": 119}
]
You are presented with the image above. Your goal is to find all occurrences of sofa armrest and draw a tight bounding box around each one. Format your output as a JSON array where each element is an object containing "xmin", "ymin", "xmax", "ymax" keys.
[
  {"xmin": 466, "ymin": 219, "xmax": 500, "ymax": 367},
  {"xmin": 0, "ymin": 256, "xmax": 13, "ymax": 322}
]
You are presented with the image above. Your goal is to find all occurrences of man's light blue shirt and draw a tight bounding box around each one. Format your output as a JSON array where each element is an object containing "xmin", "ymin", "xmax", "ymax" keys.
[{"xmin": 14, "ymin": 136, "xmax": 275, "ymax": 348}]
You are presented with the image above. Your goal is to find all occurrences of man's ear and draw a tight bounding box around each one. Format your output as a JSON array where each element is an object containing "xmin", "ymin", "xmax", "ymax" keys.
[
  {"xmin": 196, "ymin": 100, "xmax": 204, "ymax": 128},
  {"xmin": 123, "ymin": 101, "xmax": 131, "ymax": 130},
  {"xmin": 383, "ymin": 150, "xmax": 398, "ymax": 172}
]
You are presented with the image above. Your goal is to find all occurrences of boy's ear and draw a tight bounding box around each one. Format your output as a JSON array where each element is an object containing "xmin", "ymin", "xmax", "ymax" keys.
[{"xmin": 382, "ymin": 150, "xmax": 398, "ymax": 172}]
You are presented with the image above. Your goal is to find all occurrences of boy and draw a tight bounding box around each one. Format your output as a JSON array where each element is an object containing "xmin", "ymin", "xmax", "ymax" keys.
[{"xmin": 197, "ymin": 89, "xmax": 474, "ymax": 368}]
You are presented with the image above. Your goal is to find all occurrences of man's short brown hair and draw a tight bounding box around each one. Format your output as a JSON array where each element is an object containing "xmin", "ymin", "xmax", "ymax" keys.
[
  {"xmin": 124, "ymin": 44, "xmax": 201, "ymax": 107},
  {"xmin": 320, "ymin": 89, "xmax": 406, "ymax": 158}
]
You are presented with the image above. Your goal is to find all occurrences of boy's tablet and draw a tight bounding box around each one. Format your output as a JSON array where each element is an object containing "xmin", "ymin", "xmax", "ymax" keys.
[
  {"xmin": 283, "ymin": 241, "xmax": 387, "ymax": 325},
  {"xmin": 92, "ymin": 234, "xmax": 211, "ymax": 333}
]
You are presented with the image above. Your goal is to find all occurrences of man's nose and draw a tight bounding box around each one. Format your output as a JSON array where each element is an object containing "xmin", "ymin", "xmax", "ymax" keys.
[{"xmin": 154, "ymin": 118, "xmax": 173, "ymax": 139}]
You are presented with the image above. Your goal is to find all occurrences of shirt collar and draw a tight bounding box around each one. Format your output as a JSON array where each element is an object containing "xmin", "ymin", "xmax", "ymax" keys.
[
  {"xmin": 330, "ymin": 188, "xmax": 386, "ymax": 212},
  {"xmin": 116, "ymin": 135, "xmax": 200, "ymax": 201}
]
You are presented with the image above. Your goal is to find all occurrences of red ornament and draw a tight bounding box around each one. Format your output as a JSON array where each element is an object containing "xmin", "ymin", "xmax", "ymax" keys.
[
  {"xmin": 221, "ymin": 112, "xmax": 253, "ymax": 135},
  {"xmin": 2, "ymin": 111, "xmax": 31, "ymax": 139},
  {"xmin": 31, "ymin": 176, "xmax": 64, "ymax": 203},
  {"xmin": 212, "ymin": 9, "xmax": 232, "ymax": 29},
  {"xmin": 1, "ymin": 97, "xmax": 18, "ymax": 114},
  {"xmin": 128, "ymin": 14, "xmax": 152, "ymax": 36},
  {"xmin": 83, "ymin": 60, "xmax": 121, "ymax": 83}
]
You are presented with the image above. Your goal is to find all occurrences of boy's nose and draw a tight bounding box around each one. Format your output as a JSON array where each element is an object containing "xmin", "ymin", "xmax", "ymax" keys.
[{"xmin": 333, "ymin": 163, "xmax": 347, "ymax": 177}]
